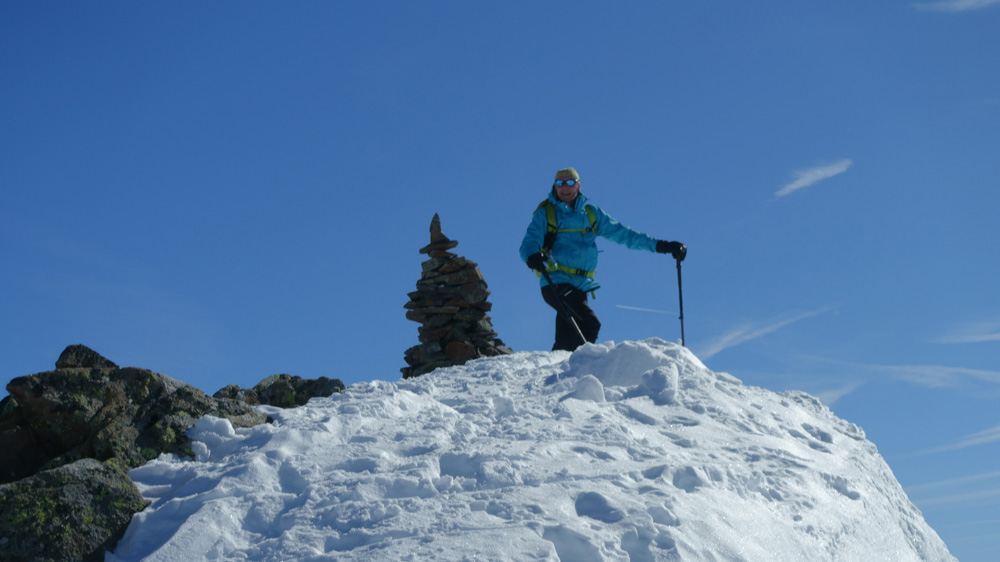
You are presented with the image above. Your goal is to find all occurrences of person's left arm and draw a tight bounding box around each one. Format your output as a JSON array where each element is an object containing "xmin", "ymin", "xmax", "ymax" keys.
[{"xmin": 590, "ymin": 205, "xmax": 659, "ymax": 252}]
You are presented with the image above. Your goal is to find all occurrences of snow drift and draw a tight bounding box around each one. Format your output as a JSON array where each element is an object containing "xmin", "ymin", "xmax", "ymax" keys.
[{"xmin": 109, "ymin": 338, "xmax": 955, "ymax": 561}]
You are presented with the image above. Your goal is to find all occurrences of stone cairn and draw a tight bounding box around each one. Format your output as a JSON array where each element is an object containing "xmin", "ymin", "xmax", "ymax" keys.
[{"xmin": 402, "ymin": 214, "xmax": 512, "ymax": 378}]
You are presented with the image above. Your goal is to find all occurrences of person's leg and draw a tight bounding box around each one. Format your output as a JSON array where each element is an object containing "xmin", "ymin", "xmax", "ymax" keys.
[
  {"xmin": 542, "ymin": 284, "xmax": 601, "ymax": 351},
  {"xmin": 563, "ymin": 288, "xmax": 600, "ymax": 345},
  {"xmin": 542, "ymin": 284, "xmax": 575, "ymax": 350}
]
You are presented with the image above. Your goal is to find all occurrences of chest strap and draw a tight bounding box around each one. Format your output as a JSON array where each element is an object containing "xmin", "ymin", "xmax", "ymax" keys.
[{"xmin": 535, "ymin": 199, "xmax": 598, "ymax": 278}]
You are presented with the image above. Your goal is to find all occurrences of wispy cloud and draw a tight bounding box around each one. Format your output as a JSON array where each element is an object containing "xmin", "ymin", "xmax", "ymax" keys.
[
  {"xmin": 919, "ymin": 425, "xmax": 1000, "ymax": 455},
  {"xmin": 775, "ymin": 159, "xmax": 852, "ymax": 198},
  {"xmin": 907, "ymin": 470, "xmax": 1000, "ymax": 493},
  {"xmin": 912, "ymin": 0, "xmax": 1000, "ymax": 12},
  {"xmin": 813, "ymin": 382, "xmax": 863, "ymax": 406},
  {"xmin": 802, "ymin": 357, "xmax": 1000, "ymax": 394},
  {"xmin": 878, "ymin": 364, "xmax": 1000, "ymax": 388},
  {"xmin": 697, "ymin": 307, "xmax": 833, "ymax": 359},
  {"xmin": 912, "ymin": 486, "xmax": 1000, "ymax": 507},
  {"xmin": 933, "ymin": 319, "xmax": 1000, "ymax": 344},
  {"xmin": 907, "ymin": 471, "xmax": 1000, "ymax": 507}
]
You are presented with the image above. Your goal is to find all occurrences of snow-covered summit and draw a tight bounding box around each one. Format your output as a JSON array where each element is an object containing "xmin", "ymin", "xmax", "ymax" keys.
[{"xmin": 109, "ymin": 339, "xmax": 955, "ymax": 561}]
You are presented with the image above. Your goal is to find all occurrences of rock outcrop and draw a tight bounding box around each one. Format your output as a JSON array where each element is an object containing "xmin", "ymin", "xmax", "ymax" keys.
[
  {"xmin": 0, "ymin": 350, "xmax": 264, "ymax": 485},
  {"xmin": 0, "ymin": 344, "xmax": 348, "ymax": 562},
  {"xmin": 213, "ymin": 373, "xmax": 346, "ymax": 408},
  {"xmin": 402, "ymin": 214, "xmax": 511, "ymax": 378},
  {"xmin": 0, "ymin": 458, "xmax": 147, "ymax": 562},
  {"xmin": 55, "ymin": 344, "xmax": 119, "ymax": 370}
]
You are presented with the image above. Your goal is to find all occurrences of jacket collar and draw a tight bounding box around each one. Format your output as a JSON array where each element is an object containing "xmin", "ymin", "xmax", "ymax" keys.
[{"xmin": 548, "ymin": 190, "xmax": 588, "ymax": 211}]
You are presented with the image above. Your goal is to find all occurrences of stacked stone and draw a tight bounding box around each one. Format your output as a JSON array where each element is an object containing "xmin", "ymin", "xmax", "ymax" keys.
[{"xmin": 402, "ymin": 214, "xmax": 512, "ymax": 378}]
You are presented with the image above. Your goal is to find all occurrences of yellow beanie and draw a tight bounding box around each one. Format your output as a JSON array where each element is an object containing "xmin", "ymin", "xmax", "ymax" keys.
[{"xmin": 554, "ymin": 167, "xmax": 580, "ymax": 181}]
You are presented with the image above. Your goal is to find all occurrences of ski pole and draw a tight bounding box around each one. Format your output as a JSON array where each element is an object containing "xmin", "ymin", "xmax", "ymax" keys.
[
  {"xmin": 541, "ymin": 269, "xmax": 588, "ymax": 346},
  {"xmin": 676, "ymin": 257, "xmax": 686, "ymax": 347}
]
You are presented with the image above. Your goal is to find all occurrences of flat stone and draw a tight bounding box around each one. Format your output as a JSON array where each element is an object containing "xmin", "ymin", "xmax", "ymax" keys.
[{"xmin": 419, "ymin": 240, "xmax": 459, "ymax": 255}]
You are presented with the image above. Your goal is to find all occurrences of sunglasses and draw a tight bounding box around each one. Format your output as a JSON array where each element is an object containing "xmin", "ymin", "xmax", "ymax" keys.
[{"xmin": 553, "ymin": 179, "xmax": 578, "ymax": 187}]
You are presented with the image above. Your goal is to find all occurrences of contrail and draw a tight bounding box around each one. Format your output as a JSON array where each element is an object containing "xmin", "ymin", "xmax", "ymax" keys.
[{"xmin": 615, "ymin": 304, "xmax": 673, "ymax": 315}]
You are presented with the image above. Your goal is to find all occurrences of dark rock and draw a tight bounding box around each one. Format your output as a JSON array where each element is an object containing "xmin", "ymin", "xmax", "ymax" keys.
[
  {"xmin": 55, "ymin": 344, "xmax": 119, "ymax": 370},
  {"xmin": 445, "ymin": 340, "xmax": 477, "ymax": 361},
  {"xmin": 420, "ymin": 215, "xmax": 460, "ymax": 257},
  {"xmin": 0, "ymin": 458, "xmax": 147, "ymax": 562},
  {"xmin": 0, "ymin": 344, "xmax": 345, "ymax": 561},
  {"xmin": 213, "ymin": 383, "xmax": 255, "ymax": 403},
  {"xmin": 0, "ymin": 346, "xmax": 266, "ymax": 485},
  {"xmin": 214, "ymin": 396, "xmax": 276, "ymax": 426},
  {"xmin": 213, "ymin": 374, "xmax": 346, "ymax": 409},
  {"xmin": 252, "ymin": 374, "xmax": 346, "ymax": 408}
]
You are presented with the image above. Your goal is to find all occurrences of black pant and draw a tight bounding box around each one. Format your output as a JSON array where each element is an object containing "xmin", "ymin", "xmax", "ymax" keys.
[{"xmin": 541, "ymin": 283, "xmax": 600, "ymax": 351}]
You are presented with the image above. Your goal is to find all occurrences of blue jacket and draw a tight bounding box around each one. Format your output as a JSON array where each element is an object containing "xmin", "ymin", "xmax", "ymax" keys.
[{"xmin": 519, "ymin": 191, "xmax": 659, "ymax": 292}]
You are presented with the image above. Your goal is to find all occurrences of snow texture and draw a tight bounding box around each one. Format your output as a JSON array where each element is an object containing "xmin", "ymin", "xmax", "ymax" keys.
[{"xmin": 109, "ymin": 338, "xmax": 955, "ymax": 561}]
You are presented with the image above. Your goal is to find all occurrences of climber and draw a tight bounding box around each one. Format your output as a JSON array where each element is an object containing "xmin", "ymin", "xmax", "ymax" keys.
[{"xmin": 519, "ymin": 167, "xmax": 686, "ymax": 351}]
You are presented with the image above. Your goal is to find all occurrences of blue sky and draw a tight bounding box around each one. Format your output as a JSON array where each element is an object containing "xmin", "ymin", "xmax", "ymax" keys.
[{"xmin": 2, "ymin": 2, "xmax": 997, "ymax": 559}]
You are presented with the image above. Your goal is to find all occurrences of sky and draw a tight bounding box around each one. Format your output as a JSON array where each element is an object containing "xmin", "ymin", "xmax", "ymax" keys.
[
  {"xmin": 109, "ymin": 340, "xmax": 955, "ymax": 561},
  {"xmin": 1, "ymin": 1, "xmax": 997, "ymax": 559}
]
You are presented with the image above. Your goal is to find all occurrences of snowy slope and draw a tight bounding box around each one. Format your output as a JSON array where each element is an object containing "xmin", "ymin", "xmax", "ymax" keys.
[{"xmin": 108, "ymin": 339, "xmax": 955, "ymax": 561}]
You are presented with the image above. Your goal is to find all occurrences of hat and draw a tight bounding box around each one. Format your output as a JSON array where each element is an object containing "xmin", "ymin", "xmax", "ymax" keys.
[{"xmin": 554, "ymin": 167, "xmax": 580, "ymax": 181}]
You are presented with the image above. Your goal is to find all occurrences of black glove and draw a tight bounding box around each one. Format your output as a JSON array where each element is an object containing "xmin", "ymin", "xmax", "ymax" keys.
[
  {"xmin": 656, "ymin": 240, "xmax": 687, "ymax": 261},
  {"xmin": 526, "ymin": 252, "xmax": 547, "ymax": 272}
]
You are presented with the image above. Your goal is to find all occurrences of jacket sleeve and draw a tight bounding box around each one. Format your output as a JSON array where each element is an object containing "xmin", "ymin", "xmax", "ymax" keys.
[
  {"xmin": 519, "ymin": 206, "xmax": 549, "ymax": 262},
  {"xmin": 591, "ymin": 205, "xmax": 659, "ymax": 252}
]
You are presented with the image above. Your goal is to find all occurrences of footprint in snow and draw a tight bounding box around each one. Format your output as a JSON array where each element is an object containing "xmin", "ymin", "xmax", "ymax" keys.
[
  {"xmin": 672, "ymin": 466, "xmax": 705, "ymax": 493},
  {"xmin": 575, "ymin": 491, "xmax": 625, "ymax": 523},
  {"xmin": 543, "ymin": 525, "xmax": 603, "ymax": 562}
]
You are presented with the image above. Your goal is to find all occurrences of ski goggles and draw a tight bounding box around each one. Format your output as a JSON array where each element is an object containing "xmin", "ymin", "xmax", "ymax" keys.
[{"xmin": 553, "ymin": 179, "xmax": 578, "ymax": 187}]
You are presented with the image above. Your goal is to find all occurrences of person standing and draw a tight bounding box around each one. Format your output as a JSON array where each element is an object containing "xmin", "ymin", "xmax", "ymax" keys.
[{"xmin": 519, "ymin": 167, "xmax": 686, "ymax": 351}]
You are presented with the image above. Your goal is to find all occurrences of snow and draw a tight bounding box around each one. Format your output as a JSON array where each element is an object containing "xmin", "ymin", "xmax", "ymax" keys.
[{"xmin": 108, "ymin": 338, "xmax": 956, "ymax": 561}]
